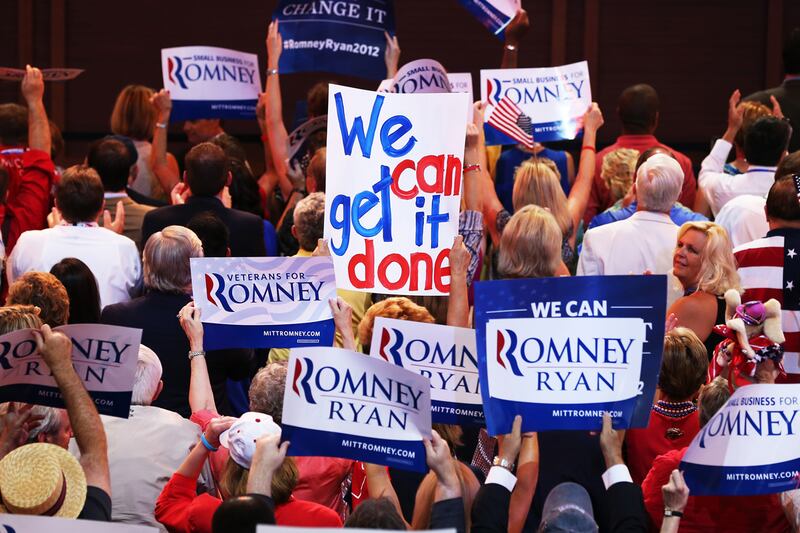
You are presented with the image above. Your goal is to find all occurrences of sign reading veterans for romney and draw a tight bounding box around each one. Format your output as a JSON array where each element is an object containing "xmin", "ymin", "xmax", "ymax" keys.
[
  {"xmin": 480, "ymin": 61, "xmax": 592, "ymax": 144},
  {"xmin": 323, "ymin": 84, "xmax": 469, "ymax": 295},
  {"xmin": 161, "ymin": 46, "xmax": 261, "ymax": 121},
  {"xmin": 457, "ymin": 0, "xmax": 520, "ymax": 38},
  {"xmin": 474, "ymin": 275, "xmax": 666, "ymax": 434},
  {"xmin": 282, "ymin": 347, "xmax": 432, "ymax": 471},
  {"xmin": 190, "ymin": 257, "xmax": 337, "ymax": 350},
  {"xmin": 273, "ymin": 0, "xmax": 396, "ymax": 79},
  {"xmin": 369, "ymin": 318, "xmax": 483, "ymax": 426},
  {"xmin": 680, "ymin": 384, "xmax": 800, "ymax": 496},
  {"xmin": 0, "ymin": 514, "xmax": 158, "ymax": 531},
  {"xmin": 0, "ymin": 324, "xmax": 141, "ymax": 418}
]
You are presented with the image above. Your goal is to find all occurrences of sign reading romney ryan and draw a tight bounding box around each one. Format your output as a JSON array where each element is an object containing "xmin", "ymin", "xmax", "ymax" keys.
[
  {"xmin": 475, "ymin": 275, "xmax": 666, "ymax": 434},
  {"xmin": 324, "ymin": 84, "xmax": 469, "ymax": 295},
  {"xmin": 161, "ymin": 46, "xmax": 261, "ymax": 121},
  {"xmin": 680, "ymin": 384, "xmax": 800, "ymax": 496},
  {"xmin": 457, "ymin": 0, "xmax": 520, "ymax": 38},
  {"xmin": 273, "ymin": 0, "xmax": 396, "ymax": 80},
  {"xmin": 480, "ymin": 61, "xmax": 591, "ymax": 144},
  {"xmin": 282, "ymin": 347, "xmax": 432, "ymax": 471},
  {"xmin": 0, "ymin": 324, "xmax": 142, "ymax": 418},
  {"xmin": 370, "ymin": 318, "xmax": 483, "ymax": 426},
  {"xmin": 190, "ymin": 257, "xmax": 337, "ymax": 350}
]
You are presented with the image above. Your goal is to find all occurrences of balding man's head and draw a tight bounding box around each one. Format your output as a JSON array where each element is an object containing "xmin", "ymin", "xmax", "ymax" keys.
[
  {"xmin": 618, "ymin": 84, "xmax": 660, "ymax": 135},
  {"xmin": 184, "ymin": 142, "xmax": 228, "ymax": 197}
]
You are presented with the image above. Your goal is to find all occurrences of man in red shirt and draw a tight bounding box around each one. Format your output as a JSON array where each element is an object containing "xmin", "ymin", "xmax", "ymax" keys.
[
  {"xmin": 0, "ymin": 65, "xmax": 56, "ymax": 255},
  {"xmin": 583, "ymin": 84, "xmax": 697, "ymax": 225}
]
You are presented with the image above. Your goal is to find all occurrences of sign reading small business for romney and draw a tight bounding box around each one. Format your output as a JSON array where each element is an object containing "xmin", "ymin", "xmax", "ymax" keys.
[
  {"xmin": 161, "ymin": 46, "xmax": 261, "ymax": 121},
  {"xmin": 475, "ymin": 275, "xmax": 666, "ymax": 434},
  {"xmin": 190, "ymin": 256, "xmax": 337, "ymax": 350},
  {"xmin": 681, "ymin": 384, "xmax": 800, "ymax": 496},
  {"xmin": 282, "ymin": 347, "xmax": 432, "ymax": 471}
]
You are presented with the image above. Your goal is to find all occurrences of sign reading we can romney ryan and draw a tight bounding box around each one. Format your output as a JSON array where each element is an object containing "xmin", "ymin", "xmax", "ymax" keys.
[
  {"xmin": 0, "ymin": 514, "xmax": 157, "ymax": 532},
  {"xmin": 0, "ymin": 324, "xmax": 141, "ymax": 418},
  {"xmin": 369, "ymin": 318, "xmax": 483, "ymax": 426},
  {"xmin": 480, "ymin": 61, "xmax": 591, "ymax": 144},
  {"xmin": 474, "ymin": 275, "xmax": 666, "ymax": 434},
  {"xmin": 273, "ymin": 0, "xmax": 396, "ymax": 79},
  {"xmin": 323, "ymin": 84, "xmax": 469, "ymax": 295},
  {"xmin": 190, "ymin": 257, "xmax": 337, "ymax": 350},
  {"xmin": 680, "ymin": 384, "xmax": 800, "ymax": 496},
  {"xmin": 161, "ymin": 46, "xmax": 261, "ymax": 121},
  {"xmin": 282, "ymin": 347, "xmax": 432, "ymax": 472}
]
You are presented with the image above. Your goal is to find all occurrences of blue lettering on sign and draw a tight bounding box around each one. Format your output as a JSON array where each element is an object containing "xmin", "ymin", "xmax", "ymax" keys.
[
  {"xmin": 333, "ymin": 91, "xmax": 417, "ymax": 159},
  {"xmin": 698, "ymin": 409, "xmax": 799, "ymax": 448}
]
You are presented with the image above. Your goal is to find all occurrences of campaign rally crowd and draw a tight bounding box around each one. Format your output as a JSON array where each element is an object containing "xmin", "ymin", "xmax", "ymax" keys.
[{"xmin": 0, "ymin": 7, "xmax": 800, "ymax": 533}]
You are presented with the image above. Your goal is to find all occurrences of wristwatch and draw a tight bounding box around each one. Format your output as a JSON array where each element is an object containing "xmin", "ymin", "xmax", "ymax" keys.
[
  {"xmin": 663, "ymin": 509, "xmax": 683, "ymax": 518},
  {"xmin": 492, "ymin": 456, "xmax": 514, "ymax": 471},
  {"xmin": 188, "ymin": 350, "xmax": 206, "ymax": 360}
]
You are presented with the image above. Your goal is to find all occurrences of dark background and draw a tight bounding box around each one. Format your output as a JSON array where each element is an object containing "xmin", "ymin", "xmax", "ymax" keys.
[{"xmin": 2, "ymin": 0, "xmax": 798, "ymax": 173}]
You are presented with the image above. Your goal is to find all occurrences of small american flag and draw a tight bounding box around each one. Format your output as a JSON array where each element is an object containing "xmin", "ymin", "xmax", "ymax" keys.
[{"xmin": 487, "ymin": 96, "xmax": 535, "ymax": 149}]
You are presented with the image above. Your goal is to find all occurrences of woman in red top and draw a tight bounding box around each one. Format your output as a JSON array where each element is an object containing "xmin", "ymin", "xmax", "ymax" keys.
[
  {"xmin": 155, "ymin": 413, "xmax": 342, "ymax": 533},
  {"xmin": 625, "ymin": 327, "xmax": 707, "ymax": 484}
]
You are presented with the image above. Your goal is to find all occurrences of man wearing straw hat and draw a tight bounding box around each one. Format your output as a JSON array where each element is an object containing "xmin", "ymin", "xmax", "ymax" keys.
[{"xmin": 0, "ymin": 324, "xmax": 111, "ymax": 520}]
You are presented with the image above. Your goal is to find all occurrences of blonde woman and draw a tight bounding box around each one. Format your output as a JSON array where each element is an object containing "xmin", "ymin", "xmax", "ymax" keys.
[
  {"xmin": 486, "ymin": 103, "xmax": 604, "ymax": 271},
  {"xmin": 110, "ymin": 85, "xmax": 179, "ymax": 201},
  {"xmin": 497, "ymin": 205, "xmax": 564, "ymax": 279},
  {"xmin": 667, "ymin": 221, "xmax": 742, "ymax": 359}
]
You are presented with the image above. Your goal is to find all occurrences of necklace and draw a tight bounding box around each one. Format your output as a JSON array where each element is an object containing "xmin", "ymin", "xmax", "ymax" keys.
[{"xmin": 652, "ymin": 400, "xmax": 696, "ymax": 419}]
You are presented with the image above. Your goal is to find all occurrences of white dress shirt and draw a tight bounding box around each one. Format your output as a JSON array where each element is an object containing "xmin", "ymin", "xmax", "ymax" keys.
[
  {"xmin": 698, "ymin": 139, "xmax": 776, "ymax": 216},
  {"xmin": 577, "ymin": 210, "xmax": 679, "ymax": 276},
  {"xmin": 70, "ymin": 405, "xmax": 210, "ymax": 532},
  {"xmin": 8, "ymin": 224, "xmax": 141, "ymax": 308},
  {"xmin": 714, "ymin": 194, "xmax": 769, "ymax": 248}
]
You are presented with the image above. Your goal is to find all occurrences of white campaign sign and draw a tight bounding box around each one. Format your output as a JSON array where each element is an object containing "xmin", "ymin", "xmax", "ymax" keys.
[
  {"xmin": 377, "ymin": 66, "xmax": 472, "ymax": 123},
  {"xmin": 480, "ymin": 61, "xmax": 591, "ymax": 142},
  {"xmin": 282, "ymin": 347, "xmax": 432, "ymax": 470},
  {"xmin": 323, "ymin": 83, "xmax": 469, "ymax": 295},
  {"xmin": 369, "ymin": 318, "xmax": 482, "ymax": 424},
  {"xmin": 680, "ymin": 384, "xmax": 800, "ymax": 495},
  {"xmin": 485, "ymin": 317, "xmax": 645, "ymax": 404}
]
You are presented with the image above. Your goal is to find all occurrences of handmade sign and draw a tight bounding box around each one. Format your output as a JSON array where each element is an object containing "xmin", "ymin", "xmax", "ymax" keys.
[
  {"xmin": 282, "ymin": 347, "xmax": 432, "ymax": 471},
  {"xmin": 369, "ymin": 318, "xmax": 483, "ymax": 425},
  {"xmin": 0, "ymin": 324, "xmax": 142, "ymax": 418},
  {"xmin": 161, "ymin": 46, "xmax": 261, "ymax": 121},
  {"xmin": 457, "ymin": 0, "xmax": 520, "ymax": 38},
  {"xmin": 0, "ymin": 67, "xmax": 84, "ymax": 81},
  {"xmin": 190, "ymin": 256, "xmax": 337, "ymax": 350},
  {"xmin": 480, "ymin": 61, "xmax": 591, "ymax": 144},
  {"xmin": 273, "ymin": 0, "xmax": 396, "ymax": 79},
  {"xmin": 323, "ymin": 83, "xmax": 469, "ymax": 295},
  {"xmin": 474, "ymin": 275, "xmax": 666, "ymax": 434},
  {"xmin": 680, "ymin": 384, "xmax": 800, "ymax": 496},
  {"xmin": 0, "ymin": 515, "xmax": 157, "ymax": 531}
]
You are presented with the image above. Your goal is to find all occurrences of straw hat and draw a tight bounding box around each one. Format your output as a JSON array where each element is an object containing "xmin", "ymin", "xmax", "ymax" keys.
[{"xmin": 0, "ymin": 443, "xmax": 86, "ymax": 518}]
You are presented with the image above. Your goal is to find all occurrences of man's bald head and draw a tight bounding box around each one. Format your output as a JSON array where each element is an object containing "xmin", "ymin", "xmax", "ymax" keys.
[{"xmin": 618, "ymin": 84, "xmax": 660, "ymax": 135}]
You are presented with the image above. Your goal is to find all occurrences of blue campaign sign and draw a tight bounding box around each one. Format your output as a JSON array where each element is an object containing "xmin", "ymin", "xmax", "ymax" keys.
[
  {"xmin": 161, "ymin": 46, "xmax": 261, "ymax": 121},
  {"xmin": 282, "ymin": 347, "xmax": 432, "ymax": 472},
  {"xmin": 474, "ymin": 275, "xmax": 666, "ymax": 435},
  {"xmin": 457, "ymin": 0, "xmax": 520, "ymax": 38},
  {"xmin": 680, "ymin": 384, "xmax": 800, "ymax": 496},
  {"xmin": 369, "ymin": 318, "xmax": 483, "ymax": 426},
  {"xmin": 273, "ymin": 0, "xmax": 396, "ymax": 80},
  {"xmin": 190, "ymin": 256, "xmax": 337, "ymax": 350}
]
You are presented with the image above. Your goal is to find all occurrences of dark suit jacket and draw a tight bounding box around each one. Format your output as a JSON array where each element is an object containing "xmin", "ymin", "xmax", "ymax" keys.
[
  {"xmin": 606, "ymin": 482, "xmax": 649, "ymax": 533},
  {"xmin": 471, "ymin": 482, "xmax": 510, "ymax": 533},
  {"xmin": 126, "ymin": 186, "xmax": 168, "ymax": 208},
  {"xmin": 141, "ymin": 196, "xmax": 266, "ymax": 257},
  {"xmin": 101, "ymin": 291, "xmax": 253, "ymax": 417}
]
